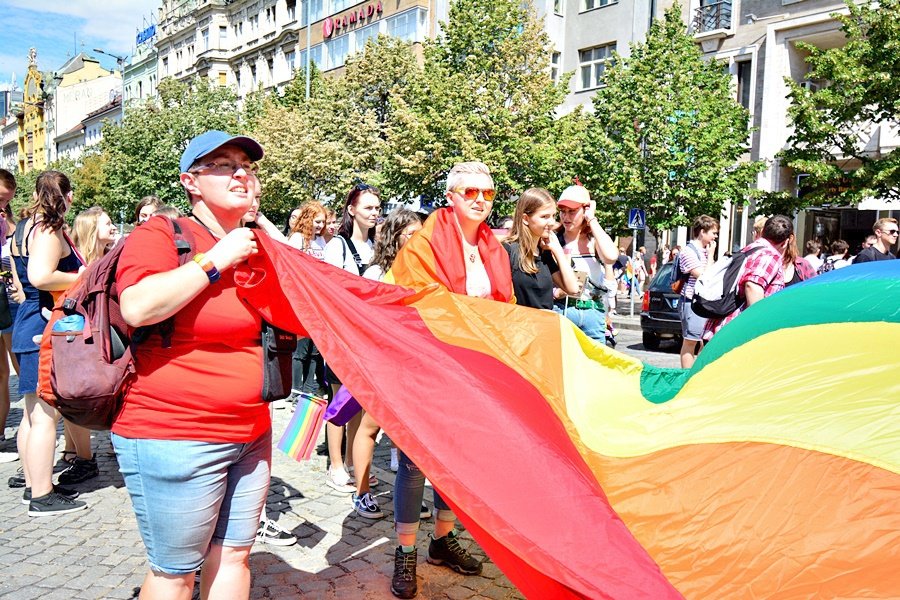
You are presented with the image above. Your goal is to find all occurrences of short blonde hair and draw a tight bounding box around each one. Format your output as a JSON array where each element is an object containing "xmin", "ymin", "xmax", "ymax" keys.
[{"xmin": 446, "ymin": 161, "xmax": 492, "ymax": 193}]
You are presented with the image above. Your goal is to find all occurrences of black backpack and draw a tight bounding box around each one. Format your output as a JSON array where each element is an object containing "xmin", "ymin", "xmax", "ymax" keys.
[{"xmin": 691, "ymin": 246, "xmax": 764, "ymax": 319}]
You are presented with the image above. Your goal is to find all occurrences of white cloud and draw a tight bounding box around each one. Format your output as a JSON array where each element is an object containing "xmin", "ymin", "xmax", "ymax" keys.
[{"xmin": 4, "ymin": 0, "xmax": 162, "ymax": 57}]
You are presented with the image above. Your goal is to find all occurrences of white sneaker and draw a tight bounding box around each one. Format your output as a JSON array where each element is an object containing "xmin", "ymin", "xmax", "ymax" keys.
[
  {"xmin": 390, "ymin": 448, "xmax": 399, "ymax": 473},
  {"xmin": 0, "ymin": 451, "xmax": 18, "ymax": 464},
  {"xmin": 325, "ymin": 468, "xmax": 356, "ymax": 494},
  {"xmin": 256, "ymin": 519, "xmax": 297, "ymax": 546}
]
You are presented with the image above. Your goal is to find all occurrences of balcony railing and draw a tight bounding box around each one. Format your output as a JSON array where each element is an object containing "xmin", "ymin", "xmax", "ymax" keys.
[{"xmin": 692, "ymin": 1, "xmax": 732, "ymax": 34}]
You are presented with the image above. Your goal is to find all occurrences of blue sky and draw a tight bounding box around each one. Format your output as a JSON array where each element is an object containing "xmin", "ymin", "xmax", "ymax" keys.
[{"xmin": 0, "ymin": 0, "xmax": 160, "ymax": 91}]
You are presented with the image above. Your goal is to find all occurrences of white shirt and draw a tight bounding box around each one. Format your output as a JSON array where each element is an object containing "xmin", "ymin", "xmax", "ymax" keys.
[
  {"xmin": 465, "ymin": 261, "xmax": 492, "ymax": 298},
  {"xmin": 324, "ymin": 235, "xmax": 374, "ymax": 274}
]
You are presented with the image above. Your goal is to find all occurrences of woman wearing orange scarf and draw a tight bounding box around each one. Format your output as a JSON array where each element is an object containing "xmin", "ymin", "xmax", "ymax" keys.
[{"xmin": 386, "ymin": 162, "xmax": 512, "ymax": 599}]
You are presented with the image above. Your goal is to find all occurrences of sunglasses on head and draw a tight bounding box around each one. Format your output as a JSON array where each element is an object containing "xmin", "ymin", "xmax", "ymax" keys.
[
  {"xmin": 353, "ymin": 182, "xmax": 374, "ymax": 192},
  {"xmin": 452, "ymin": 187, "xmax": 496, "ymax": 202}
]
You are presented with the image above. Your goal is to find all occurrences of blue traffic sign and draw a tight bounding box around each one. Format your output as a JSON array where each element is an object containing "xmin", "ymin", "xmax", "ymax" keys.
[{"xmin": 628, "ymin": 208, "xmax": 645, "ymax": 230}]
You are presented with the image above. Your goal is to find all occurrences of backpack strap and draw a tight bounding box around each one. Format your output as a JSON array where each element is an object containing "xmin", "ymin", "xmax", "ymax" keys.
[
  {"xmin": 135, "ymin": 216, "xmax": 198, "ymax": 349},
  {"xmin": 11, "ymin": 220, "xmax": 28, "ymax": 256},
  {"xmin": 340, "ymin": 234, "xmax": 364, "ymax": 275}
]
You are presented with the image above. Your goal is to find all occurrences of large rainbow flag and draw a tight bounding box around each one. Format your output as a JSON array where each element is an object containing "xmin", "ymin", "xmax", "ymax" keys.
[{"xmin": 236, "ymin": 230, "xmax": 899, "ymax": 599}]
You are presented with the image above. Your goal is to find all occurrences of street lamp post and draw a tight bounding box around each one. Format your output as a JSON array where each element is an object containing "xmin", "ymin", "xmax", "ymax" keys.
[{"xmin": 93, "ymin": 48, "xmax": 127, "ymax": 124}]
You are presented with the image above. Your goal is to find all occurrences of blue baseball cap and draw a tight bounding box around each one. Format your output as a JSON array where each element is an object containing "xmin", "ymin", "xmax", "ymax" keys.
[{"xmin": 179, "ymin": 130, "xmax": 264, "ymax": 173}]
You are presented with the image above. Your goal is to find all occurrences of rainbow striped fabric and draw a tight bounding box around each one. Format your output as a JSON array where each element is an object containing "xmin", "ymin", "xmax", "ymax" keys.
[
  {"xmin": 276, "ymin": 393, "xmax": 327, "ymax": 461},
  {"xmin": 239, "ymin": 227, "xmax": 899, "ymax": 599}
]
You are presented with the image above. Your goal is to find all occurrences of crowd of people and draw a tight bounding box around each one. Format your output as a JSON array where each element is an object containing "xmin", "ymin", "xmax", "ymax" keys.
[{"xmin": 0, "ymin": 131, "xmax": 897, "ymax": 599}]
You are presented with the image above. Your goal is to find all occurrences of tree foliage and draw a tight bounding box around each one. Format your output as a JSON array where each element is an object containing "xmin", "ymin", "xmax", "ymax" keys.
[
  {"xmin": 100, "ymin": 78, "xmax": 241, "ymax": 218},
  {"xmin": 584, "ymin": 5, "xmax": 764, "ymax": 236},
  {"xmin": 386, "ymin": 0, "xmax": 581, "ymax": 215},
  {"xmin": 777, "ymin": 0, "xmax": 900, "ymax": 209}
]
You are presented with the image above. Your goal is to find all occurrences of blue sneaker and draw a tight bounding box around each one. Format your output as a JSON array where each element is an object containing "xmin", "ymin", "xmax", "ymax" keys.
[{"xmin": 351, "ymin": 492, "xmax": 384, "ymax": 519}]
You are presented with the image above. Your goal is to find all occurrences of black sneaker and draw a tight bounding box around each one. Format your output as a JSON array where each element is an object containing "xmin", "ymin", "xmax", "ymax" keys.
[
  {"xmin": 28, "ymin": 491, "xmax": 87, "ymax": 516},
  {"xmin": 57, "ymin": 456, "xmax": 99, "ymax": 485},
  {"xmin": 391, "ymin": 546, "xmax": 418, "ymax": 599},
  {"xmin": 426, "ymin": 530, "xmax": 482, "ymax": 575},
  {"xmin": 22, "ymin": 484, "xmax": 81, "ymax": 505},
  {"xmin": 255, "ymin": 519, "xmax": 297, "ymax": 546},
  {"xmin": 8, "ymin": 467, "xmax": 25, "ymax": 488}
]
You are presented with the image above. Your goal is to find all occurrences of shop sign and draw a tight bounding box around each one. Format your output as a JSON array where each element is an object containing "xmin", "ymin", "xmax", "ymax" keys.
[
  {"xmin": 136, "ymin": 24, "xmax": 157, "ymax": 46},
  {"xmin": 323, "ymin": 1, "xmax": 383, "ymax": 38}
]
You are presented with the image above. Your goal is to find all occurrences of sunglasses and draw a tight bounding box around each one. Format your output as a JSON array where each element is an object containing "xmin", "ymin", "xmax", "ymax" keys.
[
  {"xmin": 452, "ymin": 187, "xmax": 496, "ymax": 203},
  {"xmin": 190, "ymin": 160, "xmax": 259, "ymax": 175},
  {"xmin": 883, "ymin": 229, "xmax": 899, "ymax": 235}
]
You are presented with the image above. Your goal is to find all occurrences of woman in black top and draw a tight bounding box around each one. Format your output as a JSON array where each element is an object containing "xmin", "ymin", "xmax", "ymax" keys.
[{"xmin": 503, "ymin": 188, "xmax": 578, "ymax": 309}]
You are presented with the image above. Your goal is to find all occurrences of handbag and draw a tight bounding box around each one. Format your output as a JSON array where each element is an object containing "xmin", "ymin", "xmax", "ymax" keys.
[
  {"xmin": 277, "ymin": 393, "xmax": 327, "ymax": 461},
  {"xmin": 0, "ymin": 289, "xmax": 11, "ymax": 330},
  {"xmin": 323, "ymin": 385, "xmax": 362, "ymax": 426},
  {"xmin": 261, "ymin": 321, "xmax": 297, "ymax": 402}
]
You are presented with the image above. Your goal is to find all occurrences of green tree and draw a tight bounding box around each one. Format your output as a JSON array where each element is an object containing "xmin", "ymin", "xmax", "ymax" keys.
[
  {"xmin": 777, "ymin": 0, "xmax": 899, "ymax": 210},
  {"xmin": 387, "ymin": 0, "xmax": 584, "ymax": 216},
  {"xmin": 585, "ymin": 5, "xmax": 764, "ymax": 238},
  {"xmin": 100, "ymin": 78, "xmax": 241, "ymax": 219}
]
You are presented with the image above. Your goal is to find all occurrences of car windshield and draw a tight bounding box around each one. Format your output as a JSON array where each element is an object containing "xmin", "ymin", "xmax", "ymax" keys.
[{"xmin": 648, "ymin": 262, "xmax": 675, "ymax": 292}]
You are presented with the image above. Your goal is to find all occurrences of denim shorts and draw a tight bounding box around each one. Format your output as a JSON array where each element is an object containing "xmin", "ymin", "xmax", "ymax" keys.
[
  {"xmin": 553, "ymin": 303, "xmax": 606, "ymax": 342},
  {"xmin": 111, "ymin": 429, "xmax": 272, "ymax": 575},
  {"xmin": 680, "ymin": 297, "xmax": 707, "ymax": 341},
  {"xmin": 14, "ymin": 351, "xmax": 38, "ymax": 395}
]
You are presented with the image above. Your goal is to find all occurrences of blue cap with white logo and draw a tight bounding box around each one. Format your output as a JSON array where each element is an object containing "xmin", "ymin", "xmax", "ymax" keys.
[{"xmin": 179, "ymin": 130, "xmax": 264, "ymax": 173}]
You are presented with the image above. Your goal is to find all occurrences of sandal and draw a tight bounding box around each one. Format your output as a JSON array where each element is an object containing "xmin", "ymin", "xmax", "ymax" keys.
[{"xmin": 60, "ymin": 450, "xmax": 78, "ymax": 464}]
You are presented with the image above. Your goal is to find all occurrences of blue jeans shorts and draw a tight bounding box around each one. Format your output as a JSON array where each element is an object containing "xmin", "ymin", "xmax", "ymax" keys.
[
  {"xmin": 553, "ymin": 304, "xmax": 606, "ymax": 342},
  {"xmin": 111, "ymin": 429, "xmax": 272, "ymax": 575}
]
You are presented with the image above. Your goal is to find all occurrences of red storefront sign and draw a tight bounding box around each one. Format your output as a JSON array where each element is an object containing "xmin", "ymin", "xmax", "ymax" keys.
[{"xmin": 323, "ymin": 1, "xmax": 383, "ymax": 38}]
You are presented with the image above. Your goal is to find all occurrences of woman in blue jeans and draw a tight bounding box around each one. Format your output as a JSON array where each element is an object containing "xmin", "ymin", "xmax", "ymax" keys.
[
  {"xmin": 553, "ymin": 185, "xmax": 618, "ymax": 343},
  {"xmin": 388, "ymin": 161, "xmax": 515, "ymax": 599}
]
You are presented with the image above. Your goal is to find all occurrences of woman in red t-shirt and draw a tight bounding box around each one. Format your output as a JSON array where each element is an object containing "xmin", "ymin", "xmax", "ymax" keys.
[{"xmin": 111, "ymin": 131, "xmax": 268, "ymax": 600}]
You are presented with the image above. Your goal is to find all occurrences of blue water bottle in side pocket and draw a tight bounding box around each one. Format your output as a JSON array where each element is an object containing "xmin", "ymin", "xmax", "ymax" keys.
[{"xmin": 52, "ymin": 314, "xmax": 86, "ymax": 342}]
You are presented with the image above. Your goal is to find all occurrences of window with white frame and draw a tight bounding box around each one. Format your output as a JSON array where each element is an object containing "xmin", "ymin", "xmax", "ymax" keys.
[
  {"xmin": 286, "ymin": 51, "xmax": 296, "ymax": 73},
  {"xmin": 250, "ymin": 64, "xmax": 257, "ymax": 86},
  {"xmin": 387, "ymin": 8, "xmax": 426, "ymax": 43},
  {"xmin": 325, "ymin": 34, "xmax": 349, "ymax": 69},
  {"xmin": 299, "ymin": 44, "xmax": 323, "ymax": 70},
  {"xmin": 554, "ymin": 0, "xmax": 564, "ymax": 15},
  {"xmin": 579, "ymin": 42, "xmax": 615, "ymax": 90},
  {"xmin": 551, "ymin": 51, "xmax": 561, "ymax": 83},
  {"xmin": 286, "ymin": 0, "xmax": 296, "ymax": 21},
  {"xmin": 219, "ymin": 25, "xmax": 227, "ymax": 46},
  {"xmin": 202, "ymin": 29, "xmax": 209, "ymax": 51},
  {"xmin": 354, "ymin": 22, "xmax": 380, "ymax": 54},
  {"xmin": 301, "ymin": 0, "xmax": 325, "ymax": 26},
  {"xmin": 584, "ymin": 0, "xmax": 616, "ymax": 9},
  {"xmin": 331, "ymin": 0, "xmax": 355, "ymax": 12},
  {"xmin": 736, "ymin": 60, "xmax": 752, "ymax": 111}
]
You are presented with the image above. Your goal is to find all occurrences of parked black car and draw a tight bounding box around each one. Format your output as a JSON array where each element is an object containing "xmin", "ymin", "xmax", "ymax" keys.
[{"xmin": 640, "ymin": 262, "xmax": 682, "ymax": 350}]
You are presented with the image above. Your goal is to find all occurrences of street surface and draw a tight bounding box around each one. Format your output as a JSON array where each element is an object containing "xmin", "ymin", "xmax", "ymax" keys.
[{"xmin": 0, "ymin": 331, "xmax": 677, "ymax": 599}]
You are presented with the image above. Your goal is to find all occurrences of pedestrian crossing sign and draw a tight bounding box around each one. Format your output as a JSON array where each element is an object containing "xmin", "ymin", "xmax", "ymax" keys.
[{"xmin": 628, "ymin": 208, "xmax": 645, "ymax": 230}]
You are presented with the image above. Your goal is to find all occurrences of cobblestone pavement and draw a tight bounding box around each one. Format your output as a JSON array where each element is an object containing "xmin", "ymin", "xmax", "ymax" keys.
[{"xmin": 0, "ymin": 342, "xmax": 678, "ymax": 599}]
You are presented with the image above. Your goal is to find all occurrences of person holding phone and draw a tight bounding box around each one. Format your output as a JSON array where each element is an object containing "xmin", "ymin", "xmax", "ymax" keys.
[{"xmin": 553, "ymin": 184, "xmax": 618, "ymax": 342}]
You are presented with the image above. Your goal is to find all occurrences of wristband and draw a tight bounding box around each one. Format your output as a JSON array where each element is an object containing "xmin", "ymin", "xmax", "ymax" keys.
[{"xmin": 192, "ymin": 252, "xmax": 221, "ymax": 284}]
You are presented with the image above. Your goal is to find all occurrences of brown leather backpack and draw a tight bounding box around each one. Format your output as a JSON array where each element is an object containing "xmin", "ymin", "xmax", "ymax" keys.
[{"xmin": 37, "ymin": 217, "xmax": 195, "ymax": 430}]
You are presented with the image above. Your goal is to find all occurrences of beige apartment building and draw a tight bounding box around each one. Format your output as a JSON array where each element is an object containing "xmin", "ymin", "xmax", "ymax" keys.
[{"xmin": 155, "ymin": 0, "xmax": 449, "ymax": 96}]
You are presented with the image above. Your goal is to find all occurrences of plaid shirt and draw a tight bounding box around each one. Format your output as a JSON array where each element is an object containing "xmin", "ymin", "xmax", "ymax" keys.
[{"xmin": 704, "ymin": 238, "xmax": 784, "ymax": 340}]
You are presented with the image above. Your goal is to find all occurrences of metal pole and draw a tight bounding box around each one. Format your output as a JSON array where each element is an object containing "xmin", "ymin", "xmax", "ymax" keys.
[
  {"xmin": 305, "ymin": 0, "xmax": 311, "ymax": 100},
  {"xmin": 119, "ymin": 58, "xmax": 125, "ymax": 124},
  {"xmin": 629, "ymin": 230, "xmax": 637, "ymax": 316}
]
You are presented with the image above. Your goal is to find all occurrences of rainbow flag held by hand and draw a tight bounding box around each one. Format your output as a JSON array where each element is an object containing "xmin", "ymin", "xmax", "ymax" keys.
[
  {"xmin": 238, "ymin": 226, "xmax": 900, "ymax": 599},
  {"xmin": 277, "ymin": 393, "xmax": 327, "ymax": 461}
]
